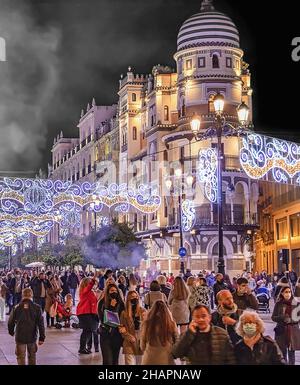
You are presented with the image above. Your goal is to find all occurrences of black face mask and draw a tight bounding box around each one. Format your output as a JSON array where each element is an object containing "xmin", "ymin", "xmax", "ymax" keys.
[
  {"xmin": 110, "ymin": 292, "xmax": 118, "ymax": 299},
  {"xmin": 131, "ymin": 299, "xmax": 138, "ymax": 306}
]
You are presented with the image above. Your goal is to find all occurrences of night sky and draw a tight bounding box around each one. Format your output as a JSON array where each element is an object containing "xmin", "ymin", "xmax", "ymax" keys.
[{"xmin": 0, "ymin": 0, "xmax": 299, "ymax": 175}]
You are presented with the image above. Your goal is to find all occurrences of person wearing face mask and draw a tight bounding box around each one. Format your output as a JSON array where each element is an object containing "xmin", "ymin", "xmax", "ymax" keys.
[
  {"xmin": 234, "ymin": 311, "xmax": 285, "ymax": 365},
  {"xmin": 272, "ymin": 287, "xmax": 300, "ymax": 365},
  {"xmin": 119, "ymin": 290, "xmax": 146, "ymax": 365},
  {"xmin": 232, "ymin": 278, "xmax": 258, "ymax": 315},
  {"xmin": 98, "ymin": 283, "xmax": 125, "ymax": 365}
]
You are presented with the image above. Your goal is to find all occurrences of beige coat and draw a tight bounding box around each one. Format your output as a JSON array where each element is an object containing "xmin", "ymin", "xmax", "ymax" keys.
[
  {"xmin": 140, "ymin": 320, "xmax": 179, "ymax": 365},
  {"xmin": 120, "ymin": 307, "xmax": 146, "ymax": 355}
]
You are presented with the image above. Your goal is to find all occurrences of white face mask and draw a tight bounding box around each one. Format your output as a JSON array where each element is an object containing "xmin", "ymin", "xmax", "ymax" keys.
[{"xmin": 243, "ymin": 323, "xmax": 257, "ymax": 337}]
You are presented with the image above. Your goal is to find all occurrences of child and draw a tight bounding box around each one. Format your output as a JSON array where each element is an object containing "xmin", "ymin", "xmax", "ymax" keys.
[
  {"xmin": 0, "ymin": 278, "xmax": 6, "ymax": 322},
  {"xmin": 63, "ymin": 294, "xmax": 73, "ymax": 327}
]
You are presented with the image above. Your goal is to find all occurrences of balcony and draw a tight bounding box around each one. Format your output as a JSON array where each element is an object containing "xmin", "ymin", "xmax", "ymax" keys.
[
  {"xmin": 81, "ymin": 140, "xmax": 86, "ymax": 149},
  {"xmin": 273, "ymin": 188, "xmax": 300, "ymax": 209},
  {"xmin": 87, "ymin": 134, "xmax": 92, "ymax": 144},
  {"xmin": 87, "ymin": 164, "xmax": 92, "ymax": 174},
  {"xmin": 75, "ymin": 144, "xmax": 80, "ymax": 152}
]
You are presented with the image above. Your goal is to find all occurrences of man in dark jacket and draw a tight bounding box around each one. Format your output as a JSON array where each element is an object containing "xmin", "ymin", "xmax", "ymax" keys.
[
  {"xmin": 211, "ymin": 289, "xmax": 241, "ymax": 345},
  {"xmin": 172, "ymin": 304, "xmax": 236, "ymax": 365},
  {"xmin": 8, "ymin": 288, "xmax": 45, "ymax": 365},
  {"xmin": 213, "ymin": 273, "xmax": 228, "ymax": 306},
  {"xmin": 232, "ymin": 277, "xmax": 258, "ymax": 314},
  {"xmin": 30, "ymin": 272, "xmax": 48, "ymax": 312},
  {"xmin": 67, "ymin": 270, "xmax": 80, "ymax": 305}
]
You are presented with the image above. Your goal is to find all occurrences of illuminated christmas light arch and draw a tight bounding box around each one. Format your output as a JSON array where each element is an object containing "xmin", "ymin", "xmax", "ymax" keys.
[
  {"xmin": 240, "ymin": 133, "xmax": 300, "ymax": 184},
  {"xmin": 0, "ymin": 179, "xmax": 161, "ymax": 246}
]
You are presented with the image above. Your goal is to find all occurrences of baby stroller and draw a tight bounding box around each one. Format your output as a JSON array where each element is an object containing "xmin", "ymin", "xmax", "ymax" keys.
[
  {"xmin": 54, "ymin": 299, "xmax": 80, "ymax": 329},
  {"xmin": 256, "ymin": 293, "xmax": 270, "ymax": 313}
]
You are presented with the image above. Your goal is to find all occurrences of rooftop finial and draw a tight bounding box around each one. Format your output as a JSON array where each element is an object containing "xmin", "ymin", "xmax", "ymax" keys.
[{"xmin": 201, "ymin": 0, "xmax": 215, "ymax": 12}]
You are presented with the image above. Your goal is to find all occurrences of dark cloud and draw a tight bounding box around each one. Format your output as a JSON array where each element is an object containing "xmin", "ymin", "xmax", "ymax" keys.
[{"xmin": 0, "ymin": 0, "xmax": 299, "ymax": 175}]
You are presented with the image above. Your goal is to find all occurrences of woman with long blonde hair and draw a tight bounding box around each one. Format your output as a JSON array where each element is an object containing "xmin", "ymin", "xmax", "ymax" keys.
[
  {"xmin": 168, "ymin": 276, "xmax": 190, "ymax": 334},
  {"xmin": 140, "ymin": 300, "xmax": 178, "ymax": 365},
  {"xmin": 76, "ymin": 277, "xmax": 98, "ymax": 354},
  {"xmin": 119, "ymin": 290, "xmax": 146, "ymax": 365}
]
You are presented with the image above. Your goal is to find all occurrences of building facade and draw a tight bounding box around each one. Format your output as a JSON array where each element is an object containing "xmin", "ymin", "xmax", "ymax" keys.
[
  {"xmin": 254, "ymin": 182, "xmax": 300, "ymax": 275},
  {"xmin": 49, "ymin": 0, "xmax": 260, "ymax": 277}
]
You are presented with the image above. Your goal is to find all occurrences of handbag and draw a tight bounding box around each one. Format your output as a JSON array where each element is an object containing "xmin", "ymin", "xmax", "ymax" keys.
[{"xmin": 103, "ymin": 309, "xmax": 120, "ymax": 328}]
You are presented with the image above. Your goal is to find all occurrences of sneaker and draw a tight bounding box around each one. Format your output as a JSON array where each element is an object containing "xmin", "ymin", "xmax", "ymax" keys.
[
  {"xmin": 78, "ymin": 349, "xmax": 90, "ymax": 354},
  {"xmin": 95, "ymin": 348, "xmax": 99, "ymax": 353}
]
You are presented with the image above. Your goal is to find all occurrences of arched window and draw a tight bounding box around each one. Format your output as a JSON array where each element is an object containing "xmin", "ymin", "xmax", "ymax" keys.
[
  {"xmin": 132, "ymin": 93, "xmax": 136, "ymax": 102},
  {"xmin": 77, "ymin": 163, "xmax": 80, "ymax": 180},
  {"xmin": 164, "ymin": 105, "xmax": 169, "ymax": 121},
  {"xmin": 212, "ymin": 54, "xmax": 220, "ymax": 69},
  {"xmin": 133, "ymin": 126, "xmax": 137, "ymax": 140},
  {"xmin": 208, "ymin": 94, "xmax": 215, "ymax": 113}
]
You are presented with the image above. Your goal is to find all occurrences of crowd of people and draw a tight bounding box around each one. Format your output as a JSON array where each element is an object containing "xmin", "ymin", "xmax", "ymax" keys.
[{"xmin": 1, "ymin": 266, "xmax": 300, "ymax": 366}]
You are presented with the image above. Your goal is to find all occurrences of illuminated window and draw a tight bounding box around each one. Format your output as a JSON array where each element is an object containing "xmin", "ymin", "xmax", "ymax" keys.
[
  {"xmin": 164, "ymin": 105, "xmax": 169, "ymax": 121},
  {"xmin": 133, "ymin": 126, "xmax": 137, "ymax": 140},
  {"xmin": 291, "ymin": 214, "xmax": 300, "ymax": 237},
  {"xmin": 276, "ymin": 218, "xmax": 288, "ymax": 240},
  {"xmin": 186, "ymin": 59, "xmax": 192, "ymax": 70},
  {"xmin": 132, "ymin": 93, "xmax": 136, "ymax": 102}
]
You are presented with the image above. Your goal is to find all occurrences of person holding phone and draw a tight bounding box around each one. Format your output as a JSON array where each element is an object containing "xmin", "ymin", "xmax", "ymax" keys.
[
  {"xmin": 98, "ymin": 283, "xmax": 125, "ymax": 365},
  {"xmin": 172, "ymin": 304, "xmax": 236, "ymax": 365}
]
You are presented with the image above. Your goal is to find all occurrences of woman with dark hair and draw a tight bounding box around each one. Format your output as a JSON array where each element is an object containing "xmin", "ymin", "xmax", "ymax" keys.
[
  {"xmin": 272, "ymin": 286, "xmax": 300, "ymax": 365},
  {"xmin": 274, "ymin": 277, "xmax": 290, "ymax": 300},
  {"xmin": 76, "ymin": 277, "xmax": 98, "ymax": 354},
  {"xmin": 140, "ymin": 300, "xmax": 178, "ymax": 365},
  {"xmin": 98, "ymin": 283, "xmax": 125, "ymax": 365},
  {"xmin": 119, "ymin": 290, "xmax": 146, "ymax": 365},
  {"xmin": 144, "ymin": 280, "xmax": 167, "ymax": 310}
]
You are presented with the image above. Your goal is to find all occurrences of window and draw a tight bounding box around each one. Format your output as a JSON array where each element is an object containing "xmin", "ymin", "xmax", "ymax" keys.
[
  {"xmin": 181, "ymin": 99, "xmax": 185, "ymax": 117},
  {"xmin": 276, "ymin": 219, "xmax": 288, "ymax": 240},
  {"xmin": 163, "ymin": 150, "xmax": 168, "ymax": 162},
  {"xmin": 180, "ymin": 146, "xmax": 185, "ymax": 161},
  {"xmin": 132, "ymin": 93, "xmax": 136, "ymax": 102},
  {"xmin": 226, "ymin": 57, "xmax": 232, "ymax": 68},
  {"xmin": 198, "ymin": 57, "xmax": 206, "ymax": 68},
  {"xmin": 208, "ymin": 94, "xmax": 215, "ymax": 113},
  {"xmin": 186, "ymin": 59, "xmax": 192, "ymax": 70},
  {"xmin": 291, "ymin": 214, "xmax": 300, "ymax": 237},
  {"xmin": 212, "ymin": 54, "xmax": 220, "ymax": 69},
  {"xmin": 164, "ymin": 198, "xmax": 168, "ymax": 218},
  {"xmin": 164, "ymin": 105, "xmax": 169, "ymax": 121},
  {"xmin": 133, "ymin": 126, "xmax": 137, "ymax": 140}
]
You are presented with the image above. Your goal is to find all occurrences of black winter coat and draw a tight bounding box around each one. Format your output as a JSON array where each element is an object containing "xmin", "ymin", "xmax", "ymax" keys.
[
  {"xmin": 234, "ymin": 335, "xmax": 285, "ymax": 365},
  {"xmin": 232, "ymin": 291, "xmax": 258, "ymax": 313},
  {"xmin": 8, "ymin": 299, "xmax": 45, "ymax": 344}
]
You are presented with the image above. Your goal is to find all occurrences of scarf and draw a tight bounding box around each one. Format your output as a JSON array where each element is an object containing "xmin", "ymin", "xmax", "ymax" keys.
[{"xmin": 217, "ymin": 303, "xmax": 238, "ymax": 316}]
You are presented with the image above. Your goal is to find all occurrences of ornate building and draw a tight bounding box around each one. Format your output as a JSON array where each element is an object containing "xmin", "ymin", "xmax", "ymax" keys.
[
  {"xmin": 49, "ymin": 0, "xmax": 259, "ymax": 277},
  {"xmin": 254, "ymin": 182, "xmax": 300, "ymax": 275}
]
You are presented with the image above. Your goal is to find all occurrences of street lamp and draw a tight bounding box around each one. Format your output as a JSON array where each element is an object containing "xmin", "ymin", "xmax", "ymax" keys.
[
  {"xmin": 166, "ymin": 167, "xmax": 185, "ymax": 274},
  {"xmin": 190, "ymin": 94, "xmax": 250, "ymax": 275}
]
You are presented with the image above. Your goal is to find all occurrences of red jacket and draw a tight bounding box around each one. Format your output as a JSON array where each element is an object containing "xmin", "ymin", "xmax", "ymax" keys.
[{"xmin": 76, "ymin": 279, "xmax": 97, "ymax": 316}]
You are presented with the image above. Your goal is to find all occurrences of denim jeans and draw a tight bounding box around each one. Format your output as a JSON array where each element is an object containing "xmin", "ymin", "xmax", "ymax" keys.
[{"xmin": 69, "ymin": 288, "xmax": 76, "ymax": 305}]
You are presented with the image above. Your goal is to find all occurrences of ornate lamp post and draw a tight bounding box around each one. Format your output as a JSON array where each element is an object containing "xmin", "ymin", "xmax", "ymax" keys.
[
  {"xmin": 190, "ymin": 95, "xmax": 249, "ymax": 275},
  {"xmin": 166, "ymin": 167, "xmax": 194, "ymax": 274}
]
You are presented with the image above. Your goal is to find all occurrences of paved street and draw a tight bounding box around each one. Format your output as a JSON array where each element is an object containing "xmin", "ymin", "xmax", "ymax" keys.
[{"xmin": 0, "ymin": 302, "xmax": 299, "ymax": 365}]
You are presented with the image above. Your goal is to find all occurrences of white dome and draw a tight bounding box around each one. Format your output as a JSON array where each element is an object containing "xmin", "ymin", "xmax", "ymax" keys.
[{"xmin": 177, "ymin": 1, "xmax": 240, "ymax": 51}]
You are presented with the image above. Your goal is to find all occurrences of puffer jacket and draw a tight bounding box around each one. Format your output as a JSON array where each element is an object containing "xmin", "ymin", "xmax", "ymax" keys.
[
  {"xmin": 172, "ymin": 325, "xmax": 236, "ymax": 365},
  {"xmin": 234, "ymin": 335, "xmax": 285, "ymax": 365},
  {"xmin": 8, "ymin": 299, "xmax": 45, "ymax": 344}
]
